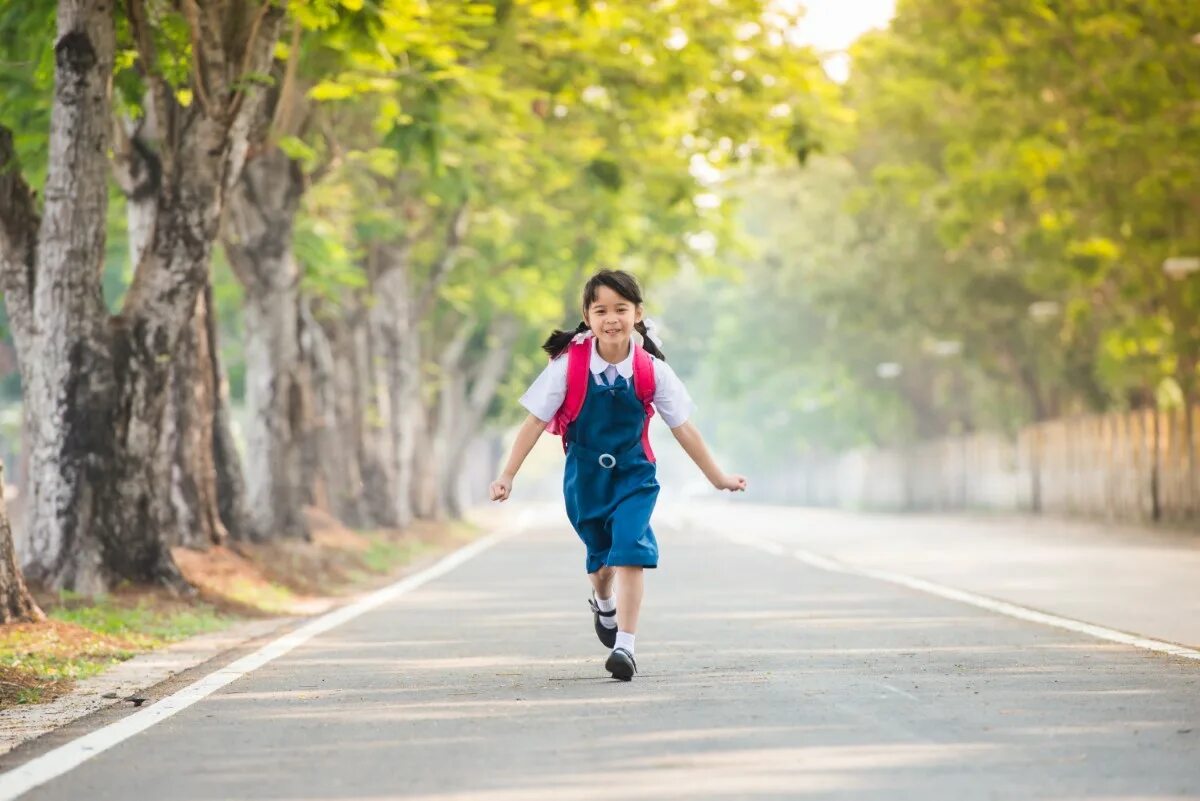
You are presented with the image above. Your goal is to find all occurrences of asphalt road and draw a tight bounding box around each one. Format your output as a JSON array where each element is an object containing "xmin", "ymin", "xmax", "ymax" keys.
[{"xmin": 7, "ymin": 503, "xmax": 1200, "ymax": 800}]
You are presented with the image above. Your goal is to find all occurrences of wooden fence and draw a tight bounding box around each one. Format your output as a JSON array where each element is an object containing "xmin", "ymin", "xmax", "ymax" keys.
[{"xmin": 766, "ymin": 407, "xmax": 1200, "ymax": 525}]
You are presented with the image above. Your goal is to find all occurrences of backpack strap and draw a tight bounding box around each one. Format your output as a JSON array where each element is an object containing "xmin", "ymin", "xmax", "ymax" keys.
[
  {"xmin": 631, "ymin": 343, "xmax": 657, "ymax": 463},
  {"xmin": 546, "ymin": 337, "xmax": 592, "ymax": 451}
]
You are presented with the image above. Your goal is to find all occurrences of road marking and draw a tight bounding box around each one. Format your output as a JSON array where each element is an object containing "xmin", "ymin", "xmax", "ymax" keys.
[
  {"xmin": 0, "ymin": 514, "xmax": 528, "ymax": 801},
  {"xmin": 870, "ymin": 680, "xmax": 920, "ymax": 701},
  {"xmin": 724, "ymin": 530, "xmax": 1200, "ymax": 663}
]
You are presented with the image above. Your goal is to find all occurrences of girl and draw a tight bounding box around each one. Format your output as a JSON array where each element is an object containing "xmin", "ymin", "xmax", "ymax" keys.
[{"xmin": 489, "ymin": 269, "xmax": 746, "ymax": 681}]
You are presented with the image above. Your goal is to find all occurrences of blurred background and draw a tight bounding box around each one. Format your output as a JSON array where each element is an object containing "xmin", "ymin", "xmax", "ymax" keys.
[{"xmin": 2, "ymin": 0, "xmax": 1199, "ymax": 592}]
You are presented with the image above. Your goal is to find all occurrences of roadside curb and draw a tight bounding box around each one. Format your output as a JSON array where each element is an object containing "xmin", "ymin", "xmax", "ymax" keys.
[
  {"xmin": 0, "ymin": 615, "xmax": 299, "ymax": 756},
  {"xmin": 0, "ymin": 506, "xmax": 518, "ymax": 762}
]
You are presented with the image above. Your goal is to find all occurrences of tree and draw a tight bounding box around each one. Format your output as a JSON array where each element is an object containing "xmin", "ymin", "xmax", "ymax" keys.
[
  {"xmin": 0, "ymin": 0, "xmax": 283, "ymax": 592},
  {"xmin": 0, "ymin": 461, "xmax": 42, "ymax": 623}
]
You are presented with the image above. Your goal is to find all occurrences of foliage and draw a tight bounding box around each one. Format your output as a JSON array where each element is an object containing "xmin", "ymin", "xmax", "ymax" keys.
[{"xmin": 665, "ymin": 0, "xmax": 1200, "ymax": 466}]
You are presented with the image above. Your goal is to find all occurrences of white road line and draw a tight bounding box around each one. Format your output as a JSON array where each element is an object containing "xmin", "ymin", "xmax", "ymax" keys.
[
  {"xmin": 0, "ymin": 514, "xmax": 528, "ymax": 801},
  {"xmin": 723, "ymin": 530, "xmax": 1200, "ymax": 663},
  {"xmin": 870, "ymin": 680, "xmax": 920, "ymax": 702}
]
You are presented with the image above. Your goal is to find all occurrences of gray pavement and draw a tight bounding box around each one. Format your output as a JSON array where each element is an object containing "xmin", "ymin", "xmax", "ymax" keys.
[
  {"xmin": 9, "ymin": 503, "xmax": 1200, "ymax": 800},
  {"xmin": 682, "ymin": 501, "xmax": 1200, "ymax": 649}
]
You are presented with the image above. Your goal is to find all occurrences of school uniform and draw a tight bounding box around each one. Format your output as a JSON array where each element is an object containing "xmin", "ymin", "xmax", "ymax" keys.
[{"xmin": 520, "ymin": 335, "xmax": 695, "ymax": 574}]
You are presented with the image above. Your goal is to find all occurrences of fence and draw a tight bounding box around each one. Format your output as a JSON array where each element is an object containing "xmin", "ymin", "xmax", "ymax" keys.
[{"xmin": 767, "ymin": 407, "xmax": 1200, "ymax": 525}]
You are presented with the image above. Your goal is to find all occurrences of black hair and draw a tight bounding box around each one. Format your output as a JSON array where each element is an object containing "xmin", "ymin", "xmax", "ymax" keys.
[{"xmin": 541, "ymin": 269, "xmax": 667, "ymax": 361}]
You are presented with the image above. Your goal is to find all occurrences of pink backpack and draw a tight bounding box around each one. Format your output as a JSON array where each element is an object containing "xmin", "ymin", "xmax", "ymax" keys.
[{"xmin": 546, "ymin": 336, "xmax": 657, "ymax": 463}]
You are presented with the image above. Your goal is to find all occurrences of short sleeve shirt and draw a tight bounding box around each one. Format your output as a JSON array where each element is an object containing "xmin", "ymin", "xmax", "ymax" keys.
[{"xmin": 520, "ymin": 338, "xmax": 695, "ymax": 429}]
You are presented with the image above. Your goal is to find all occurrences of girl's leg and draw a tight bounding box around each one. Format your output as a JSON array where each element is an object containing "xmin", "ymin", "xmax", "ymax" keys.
[
  {"xmin": 614, "ymin": 566, "xmax": 644, "ymax": 634},
  {"xmin": 588, "ymin": 566, "xmax": 615, "ymax": 599}
]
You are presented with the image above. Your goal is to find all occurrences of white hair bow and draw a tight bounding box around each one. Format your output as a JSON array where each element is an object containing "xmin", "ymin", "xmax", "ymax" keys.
[{"xmin": 641, "ymin": 317, "xmax": 664, "ymax": 349}]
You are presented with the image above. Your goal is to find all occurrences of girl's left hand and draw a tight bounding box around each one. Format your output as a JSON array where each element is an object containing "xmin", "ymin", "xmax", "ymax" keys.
[{"xmin": 715, "ymin": 473, "xmax": 747, "ymax": 492}]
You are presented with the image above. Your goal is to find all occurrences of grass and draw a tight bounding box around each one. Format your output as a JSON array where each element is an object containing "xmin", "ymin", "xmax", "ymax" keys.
[
  {"xmin": 1, "ymin": 512, "xmax": 473, "ymax": 710},
  {"xmin": 49, "ymin": 595, "xmax": 231, "ymax": 647},
  {"xmin": 361, "ymin": 534, "xmax": 431, "ymax": 574},
  {"xmin": 1, "ymin": 594, "xmax": 234, "ymax": 707}
]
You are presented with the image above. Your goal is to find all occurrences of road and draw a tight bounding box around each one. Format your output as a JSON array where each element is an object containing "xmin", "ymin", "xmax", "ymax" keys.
[{"xmin": 3, "ymin": 502, "xmax": 1199, "ymax": 800}]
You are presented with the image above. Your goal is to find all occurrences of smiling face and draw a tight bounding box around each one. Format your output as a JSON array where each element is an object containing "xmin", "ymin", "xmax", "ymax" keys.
[{"xmin": 585, "ymin": 284, "xmax": 643, "ymax": 352}]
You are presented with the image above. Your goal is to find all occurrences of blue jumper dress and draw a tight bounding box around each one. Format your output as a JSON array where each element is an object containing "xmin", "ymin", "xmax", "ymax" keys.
[{"xmin": 563, "ymin": 370, "xmax": 660, "ymax": 574}]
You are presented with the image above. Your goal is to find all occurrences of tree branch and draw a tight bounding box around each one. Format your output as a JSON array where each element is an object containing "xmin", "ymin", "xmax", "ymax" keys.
[
  {"xmin": 417, "ymin": 203, "xmax": 470, "ymax": 322},
  {"xmin": 110, "ymin": 115, "xmax": 161, "ymax": 202},
  {"xmin": 227, "ymin": 0, "xmax": 284, "ymax": 124},
  {"xmin": 177, "ymin": 0, "xmax": 214, "ymax": 116},
  {"xmin": 269, "ymin": 22, "xmax": 304, "ymax": 142},
  {"xmin": 466, "ymin": 316, "xmax": 520, "ymax": 420},
  {"xmin": 183, "ymin": 0, "xmax": 228, "ymax": 106},
  {"xmin": 125, "ymin": 0, "xmax": 178, "ymax": 180}
]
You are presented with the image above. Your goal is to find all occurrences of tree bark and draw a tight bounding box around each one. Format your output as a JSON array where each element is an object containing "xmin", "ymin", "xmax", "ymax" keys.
[
  {"xmin": 416, "ymin": 323, "xmax": 473, "ymax": 522},
  {"xmin": 0, "ymin": 0, "xmax": 283, "ymax": 592},
  {"xmin": 300, "ymin": 300, "xmax": 368, "ymax": 525},
  {"xmin": 222, "ymin": 149, "xmax": 309, "ymax": 539},
  {"xmin": 368, "ymin": 243, "xmax": 417, "ymax": 528},
  {"xmin": 369, "ymin": 206, "xmax": 471, "ymax": 525},
  {"xmin": 211, "ymin": 286, "xmax": 261, "ymax": 543},
  {"xmin": 358, "ymin": 299, "xmax": 402, "ymax": 527},
  {"xmin": 110, "ymin": 114, "xmax": 160, "ymax": 265},
  {"xmin": 0, "ymin": 3, "xmax": 120, "ymax": 594},
  {"xmin": 160, "ymin": 285, "xmax": 228, "ymax": 549},
  {"xmin": 0, "ymin": 462, "xmax": 43, "ymax": 624},
  {"xmin": 114, "ymin": 117, "xmax": 237, "ymax": 552},
  {"xmin": 439, "ymin": 317, "xmax": 520, "ymax": 517}
]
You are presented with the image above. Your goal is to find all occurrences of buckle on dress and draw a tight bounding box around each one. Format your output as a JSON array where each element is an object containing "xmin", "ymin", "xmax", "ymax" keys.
[{"xmin": 598, "ymin": 453, "xmax": 617, "ymax": 469}]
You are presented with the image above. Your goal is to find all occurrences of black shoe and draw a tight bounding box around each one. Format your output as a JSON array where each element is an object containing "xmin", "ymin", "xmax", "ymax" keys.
[
  {"xmin": 605, "ymin": 647, "xmax": 637, "ymax": 681},
  {"xmin": 588, "ymin": 597, "xmax": 618, "ymax": 648}
]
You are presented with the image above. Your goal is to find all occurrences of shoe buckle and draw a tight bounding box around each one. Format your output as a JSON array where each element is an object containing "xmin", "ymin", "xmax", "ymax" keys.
[{"xmin": 598, "ymin": 453, "xmax": 616, "ymax": 469}]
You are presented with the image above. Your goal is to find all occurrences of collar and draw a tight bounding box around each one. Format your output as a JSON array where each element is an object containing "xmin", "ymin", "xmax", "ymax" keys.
[{"xmin": 589, "ymin": 335, "xmax": 635, "ymax": 379}]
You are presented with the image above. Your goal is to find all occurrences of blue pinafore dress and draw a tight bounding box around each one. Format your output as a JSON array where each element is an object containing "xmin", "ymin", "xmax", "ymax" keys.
[{"xmin": 563, "ymin": 370, "xmax": 660, "ymax": 574}]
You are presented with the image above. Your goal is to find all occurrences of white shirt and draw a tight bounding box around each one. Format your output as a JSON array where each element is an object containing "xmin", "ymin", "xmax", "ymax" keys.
[{"xmin": 520, "ymin": 337, "xmax": 695, "ymax": 429}]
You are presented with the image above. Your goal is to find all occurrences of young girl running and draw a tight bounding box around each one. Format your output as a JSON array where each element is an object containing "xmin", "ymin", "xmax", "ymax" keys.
[{"xmin": 489, "ymin": 269, "xmax": 746, "ymax": 681}]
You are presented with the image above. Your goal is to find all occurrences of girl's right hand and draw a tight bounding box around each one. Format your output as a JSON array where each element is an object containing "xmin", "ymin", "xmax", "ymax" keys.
[{"xmin": 489, "ymin": 476, "xmax": 513, "ymax": 502}]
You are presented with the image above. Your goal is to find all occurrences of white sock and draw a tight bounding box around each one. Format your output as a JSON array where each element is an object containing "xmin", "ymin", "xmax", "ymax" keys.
[
  {"xmin": 614, "ymin": 631, "xmax": 635, "ymax": 654},
  {"xmin": 594, "ymin": 594, "xmax": 618, "ymax": 629}
]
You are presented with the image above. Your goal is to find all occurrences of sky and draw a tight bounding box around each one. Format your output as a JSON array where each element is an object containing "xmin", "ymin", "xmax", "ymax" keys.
[{"xmin": 785, "ymin": 0, "xmax": 897, "ymax": 82}]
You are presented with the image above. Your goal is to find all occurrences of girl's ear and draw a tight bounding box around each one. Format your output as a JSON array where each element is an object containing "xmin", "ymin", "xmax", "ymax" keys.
[{"xmin": 635, "ymin": 305, "xmax": 644, "ymax": 323}]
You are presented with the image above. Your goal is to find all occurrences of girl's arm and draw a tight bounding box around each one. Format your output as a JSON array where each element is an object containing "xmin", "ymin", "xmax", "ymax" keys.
[
  {"xmin": 670, "ymin": 420, "xmax": 747, "ymax": 492},
  {"xmin": 490, "ymin": 414, "xmax": 550, "ymax": 501}
]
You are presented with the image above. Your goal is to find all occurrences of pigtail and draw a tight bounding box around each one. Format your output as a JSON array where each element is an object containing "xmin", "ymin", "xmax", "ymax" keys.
[
  {"xmin": 635, "ymin": 321, "xmax": 667, "ymax": 361},
  {"xmin": 542, "ymin": 320, "xmax": 589, "ymax": 358}
]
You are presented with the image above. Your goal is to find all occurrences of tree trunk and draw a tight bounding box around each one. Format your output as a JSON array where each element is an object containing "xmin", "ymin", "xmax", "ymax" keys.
[
  {"xmin": 211, "ymin": 287, "xmax": 261, "ymax": 543},
  {"xmin": 111, "ymin": 113, "xmax": 159, "ymax": 265},
  {"xmin": 300, "ymin": 301, "xmax": 368, "ymax": 525},
  {"xmin": 417, "ymin": 324, "xmax": 473, "ymax": 522},
  {"xmin": 357, "ymin": 304, "xmax": 402, "ymax": 527},
  {"xmin": 222, "ymin": 149, "xmax": 309, "ymax": 540},
  {"xmin": 160, "ymin": 286, "xmax": 228, "ymax": 549},
  {"xmin": 90, "ymin": 1, "xmax": 284, "ymax": 587},
  {"xmin": 0, "ymin": 462, "xmax": 43, "ymax": 624},
  {"xmin": 369, "ymin": 243, "xmax": 418, "ymax": 528},
  {"xmin": 115, "ymin": 119, "xmax": 233, "ymax": 551},
  {"xmin": 1, "ymin": 0, "xmax": 283, "ymax": 592},
  {"xmin": 0, "ymin": 3, "xmax": 120, "ymax": 594},
  {"xmin": 439, "ymin": 317, "xmax": 520, "ymax": 518}
]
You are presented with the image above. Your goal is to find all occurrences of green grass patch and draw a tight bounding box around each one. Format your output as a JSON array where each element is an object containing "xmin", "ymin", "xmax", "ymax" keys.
[
  {"xmin": 216, "ymin": 578, "xmax": 298, "ymax": 615},
  {"xmin": 50, "ymin": 598, "xmax": 230, "ymax": 648},
  {"xmin": 1, "ymin": 596, "xmax": 237, "ymax": 709},
  {"xmin": 361, "ymin": 535, "xmax": 430, "ymax": 574}
]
